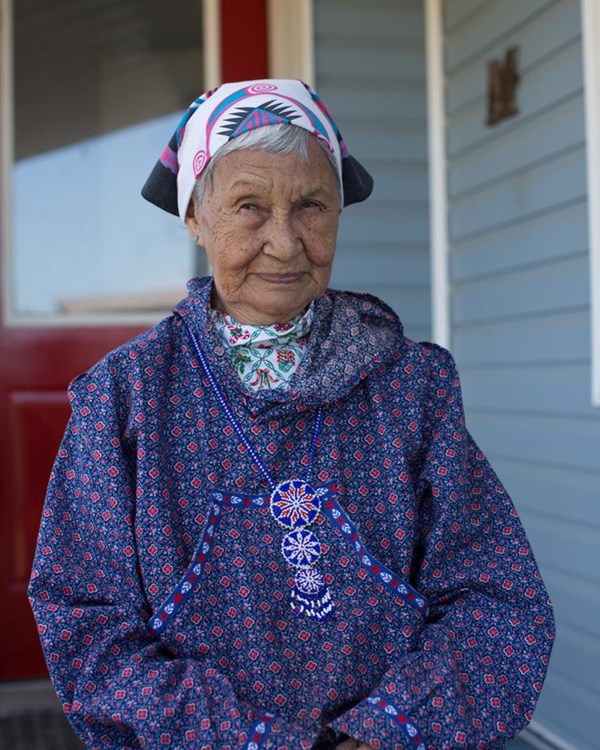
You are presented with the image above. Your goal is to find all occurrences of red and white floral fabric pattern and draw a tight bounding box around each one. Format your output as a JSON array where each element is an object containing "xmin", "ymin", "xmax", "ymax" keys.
[
  {"xmin": 210, "ymin": 303, "xmax": 314, "ymax": 392},
  {"xmin": 28, "ymin": 277, "xmax": 555, "ymax": 750}
]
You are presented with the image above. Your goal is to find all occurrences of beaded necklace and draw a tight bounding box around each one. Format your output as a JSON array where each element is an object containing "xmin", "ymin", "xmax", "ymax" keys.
[{"xmin": 184, "ymin": 319, "xmax": 334, "ymax": 620}]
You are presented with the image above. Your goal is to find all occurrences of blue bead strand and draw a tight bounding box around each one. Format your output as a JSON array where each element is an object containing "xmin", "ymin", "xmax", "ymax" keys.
[
  {"xmin": 183, "ymin": 319, "xmax": 322, "ymax": 486},
  {"xmin": 183, "ymin": 318, "xmax": 333, "ymax": 621}
]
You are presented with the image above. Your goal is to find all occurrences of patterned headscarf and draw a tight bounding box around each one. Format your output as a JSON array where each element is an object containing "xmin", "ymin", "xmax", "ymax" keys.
[{"xmin": 142, "ymin": 79, "xmax": 373, "ymax": 221}]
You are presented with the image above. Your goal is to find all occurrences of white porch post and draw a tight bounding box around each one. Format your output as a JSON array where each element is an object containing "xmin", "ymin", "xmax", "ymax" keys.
[
  {"xmin": 202, "ymin": 0, "xmax": 222, "ymax": 89},
  {"xmin": 581, "ymin": 0, "xmax": 600, "ymax": 406},
  {"xmin": 267, "ymin": 0, "xmax": 314, "ymax": 85},
  {"xmin": 425, "ymin": 0, "xmax": 451, "ymax": 348}
]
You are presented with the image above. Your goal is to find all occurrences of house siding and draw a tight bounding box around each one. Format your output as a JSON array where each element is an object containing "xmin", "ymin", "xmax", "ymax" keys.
[
  {"xmin": 444, "ymin": 1, "xmax": 599, "ymax": 748},
  {"xmin": 314, "ymin": 0, "xmax": 431, "ymax": 342}
]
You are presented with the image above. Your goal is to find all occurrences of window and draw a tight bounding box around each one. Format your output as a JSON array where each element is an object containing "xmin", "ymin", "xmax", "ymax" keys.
[{"xmin": 3, "ymin": 0, "xmax": 206, "ymax": 322}]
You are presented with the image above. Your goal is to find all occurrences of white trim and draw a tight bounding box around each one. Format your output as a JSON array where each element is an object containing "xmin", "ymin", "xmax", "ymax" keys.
[
  {"xmin": 2, "ymin": 311, "xmax": 177, "ymax": 328},
  {"xmin": 201, "ymin": 0, "xmax": 219, "ymax": 280},
  {"xmin": 202, "ymin": 0, "xmax": 221, "ymax": 89},
  {"xmin": 1, "ymin": 0, "xmax": 14, "ymax": 326},
  {"xmin": 581, "ymin": 0, "xmax": 600, "ymax": 406},
  {"xmin": 267, "ymin": 0, "xmax": 314, "ymax": 85},
  {"xmin": 425, "ymin": 0, "xmax": 451, "ymax": 348}
]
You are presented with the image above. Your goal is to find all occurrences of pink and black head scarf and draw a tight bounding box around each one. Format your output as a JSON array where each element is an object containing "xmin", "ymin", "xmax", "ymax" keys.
[{"xmin": 142, "ymin": 79, "xmax": 373, "ymax": 220}]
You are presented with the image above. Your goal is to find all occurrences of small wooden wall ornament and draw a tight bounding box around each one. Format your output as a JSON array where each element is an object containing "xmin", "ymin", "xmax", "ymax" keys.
[{"xmin": 487, "ymin": 46, "xmax": 520, "ymax": 126}]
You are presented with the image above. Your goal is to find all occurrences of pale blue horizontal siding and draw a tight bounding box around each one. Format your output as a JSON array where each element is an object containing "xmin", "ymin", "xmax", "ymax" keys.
[
  {"xmin": 444, "ymin": 0, "xmax": 489, "ymax": 33},
  {"xmin": 446, "ymin": 0, "xmax": 581, "ymax": 114},
  {"xmin": 518, "ymin": 508, "xmax": 599, "ymax": 583},
  {"xmin": 445, "ymin": 0, "xmax": 552, "ymax": 73},
  {"xmin": 337, "ymin": 206, "xmax": 429, "ymax": 246},
  {"xmin": 536, "ymin": 566, "xmax": 600, "ymax": 641},
  {"xmin": 491, "ymin": 457, "xmax": 600, "ymax": 528},
  {"xmin": 468, "ymin": 412, "xmax": 599, "ymax": 472},
  {"xmin": 449, "ymin": 146, "xmax": 587, "ymax": 240},
  {"xmin": 532, "ymin": 676, "xmax": 599, "ymax": 750},
  {"xmin": 316, "ymin": 0, "xmax": 424, "ymax": 43},
  {"xmin": 547, "ymin": 618, "xmax": 599, "ymax": 696},
  {"xmin": 448, "ymin": 39, "xmax": 584, "ymax": 157},
  {"xmin": 460, "ymin": 363, "xmax": 595, "ymax": 416},
  {"xmin": 444, "ymin": 1, "xmax": 598, "ymax": 747},
  {"xmin": 449, "ymin": 91, "xmax": 585, "ymax": 197},
  {"xmin": 314, "ymin": 0, "xmax": 430, "ymax": 341},
  {"xmin": 453, "ymin": 254, "xmax": 589, "ymax": 323},
  {"xmin": 454, "ymin": 309, "xmax": 590, "ymax": 365},
  {"xmin": 451, "ymin": 201, "xmax": 588, "ymax": 281}
]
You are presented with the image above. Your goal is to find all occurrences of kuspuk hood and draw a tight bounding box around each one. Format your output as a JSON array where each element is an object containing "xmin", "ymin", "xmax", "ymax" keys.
[{"xmin": 172, "ymin": 276, "xmax": 405, "ymax": 408}]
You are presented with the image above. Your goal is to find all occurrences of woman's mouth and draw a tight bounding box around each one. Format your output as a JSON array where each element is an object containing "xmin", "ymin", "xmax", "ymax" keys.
[{"xmin": 257, "ymin": 273, "xmax": 306, "ymax": 284}]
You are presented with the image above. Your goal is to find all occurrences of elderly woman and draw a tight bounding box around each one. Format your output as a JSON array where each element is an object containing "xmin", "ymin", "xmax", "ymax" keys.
[{"xmin": 29, "ymin": 80, "xmax": 554, "ymax": 750}]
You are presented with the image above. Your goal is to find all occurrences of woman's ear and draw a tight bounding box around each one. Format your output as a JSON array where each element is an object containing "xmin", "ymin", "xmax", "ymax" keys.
[{"xmin": 184, "ymin": 202, "xmax": 203, "ymax": 244}]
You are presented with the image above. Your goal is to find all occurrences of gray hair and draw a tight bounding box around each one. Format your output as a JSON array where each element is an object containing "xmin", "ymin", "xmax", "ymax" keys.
[{"xmin": 191, "ymin": 124, "xmax": 342, "ymax": 208}]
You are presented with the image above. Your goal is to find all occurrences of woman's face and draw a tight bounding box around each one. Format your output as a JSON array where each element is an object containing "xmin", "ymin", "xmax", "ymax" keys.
[{"xmin": 185, "ymin": 138, "xmax": 340, "ymax": 324}]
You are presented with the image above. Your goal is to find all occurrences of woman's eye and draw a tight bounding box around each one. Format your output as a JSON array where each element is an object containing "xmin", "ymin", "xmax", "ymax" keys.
[
  {"xmin": 300, "ymin": 200, "xmax": 320, "ymax": 210},
  {"xmin": 240, "ymin": 202, "xmax": 259, "ymax": 211}
]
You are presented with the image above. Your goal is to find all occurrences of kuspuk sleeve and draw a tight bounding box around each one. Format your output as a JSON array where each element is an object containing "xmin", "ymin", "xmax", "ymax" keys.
[
  {"xmin": 29, "ymin": 363, "xmax": 318, "ymax": 750},
  {"xmin": 331, "ymin": 345, "xmax": 555, "ymax": 750}
]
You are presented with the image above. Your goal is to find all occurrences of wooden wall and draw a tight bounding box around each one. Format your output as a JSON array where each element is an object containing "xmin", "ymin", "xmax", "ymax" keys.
[
  {"xmin": 444, "ymin": 1, "xmax": 599, "ymax": 747},
  {"xmin": 314, "ymin": 0, "xmax": 431, "ymax": 342}
]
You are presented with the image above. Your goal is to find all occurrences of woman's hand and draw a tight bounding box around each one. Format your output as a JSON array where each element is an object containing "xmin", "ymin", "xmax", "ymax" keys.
[{"xmin": 334, "ymin": 738, "xmax": 374, "ymax": 750}]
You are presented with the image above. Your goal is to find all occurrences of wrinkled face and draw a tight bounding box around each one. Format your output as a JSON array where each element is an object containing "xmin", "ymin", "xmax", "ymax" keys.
[{"xmin": 185, "ymin": 139, "xmax": 340, "ymax": 324}]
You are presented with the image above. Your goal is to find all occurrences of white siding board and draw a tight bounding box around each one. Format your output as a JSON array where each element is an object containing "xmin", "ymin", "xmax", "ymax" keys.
[
  {"xmin": 449, "ymin": 94, "xmax": 585, "ymax": 197},
  {"xmin": 517, "ymin": 510, "xmax": 600, "ymax": 585},
  {"xmin": 468, "ymin": 412, "xmax": 600, "ymax": 473},
  {"xmin": 337, "ymin": 206, "xmax": 429, "ymax": 246},
  {"xmin": 316, "ymin": 83, "xmax": 427, "ymax": 122},
  {"xmin": 444, "ymin": 0, "xmax": 489, "ymax": 33},
  {"xmin": 452, "ymin": 255, "xmax": 589, "ymax": 325},
  {"xmin": 449, "ymin": 147, "xmax": 586, "ymax": 241},
  {"xmin": 369, "ymin": 167, "xmax": 429, "ymax": 207},
  {"xmin": 446, "ymin": 0, "xmax": 581, "ymax": 114},
  {"xmin": 316, "ymin": 42, "xmax": 425, "ymax": 82},
  {"xmin": 445, "ymin": 0, "xmax": 554, "ymax": 73},
  {"xmin": 538, "ymin": 567, "xmax": 600, "ymax": 640},
  {"xmin": 333, "ymin": 246, "xmax": 430, "ymax": 286},
  {"xmin": 315, "ymin": 0, "xmax": 430, "ymax": 341},
  {"xmin": 491, "ymin": 457, "xmax": 600, "ymax": 527},
  {"xmin": 546, "ymin": 624, "xmax": 600, "ymax": 697},
  {"xmin": 344, "ymin": 125, "xmax": 429, "ymax": 163},
  {"xmin": 453, "ymin": 310, "xmax": 590, "ymax": 366},
  {"xmin": 315, "ymin": 1, "xmax": 423, "ymax": 43},
  {"xmin": 532, "ymin": 672, "xmax": 598, "ymax": 750},
  {"xmin": 460, "ymin": 363, "xmax": 593, "ymax": 417},
  {"xmin": 450, "ymin": 201, "xmax": 588, "ymax": 282},
  {"xmin": 447, "ymin": 40, "xmax": 584, "ymax": 157}
]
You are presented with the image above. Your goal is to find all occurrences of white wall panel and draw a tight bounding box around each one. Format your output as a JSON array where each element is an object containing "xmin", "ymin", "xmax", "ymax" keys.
[
  {"xmin": 315, "ymin": 0, "xmax": 430, "ymax": 341},
  {"xmin": 444, "ymin": 2, "xmax": 599, "ymax": 745}
]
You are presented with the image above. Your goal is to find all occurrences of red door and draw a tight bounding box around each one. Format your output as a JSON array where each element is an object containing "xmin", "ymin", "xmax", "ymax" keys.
[{"xmin": 0, "ymin": 0, "xmax": 267, "ymax": 681}]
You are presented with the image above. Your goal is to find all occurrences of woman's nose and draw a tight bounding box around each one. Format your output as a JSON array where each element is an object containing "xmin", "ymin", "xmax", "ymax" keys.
[{"xmin": 263, "ymin": 213, "xmax": 302, "ymax": 260}]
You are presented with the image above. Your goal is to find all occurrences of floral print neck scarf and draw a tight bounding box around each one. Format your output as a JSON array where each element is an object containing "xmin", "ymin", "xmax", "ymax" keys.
[{"xmin": 209, "ymin": 303, "xmax": 314, "ymax": 392}]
